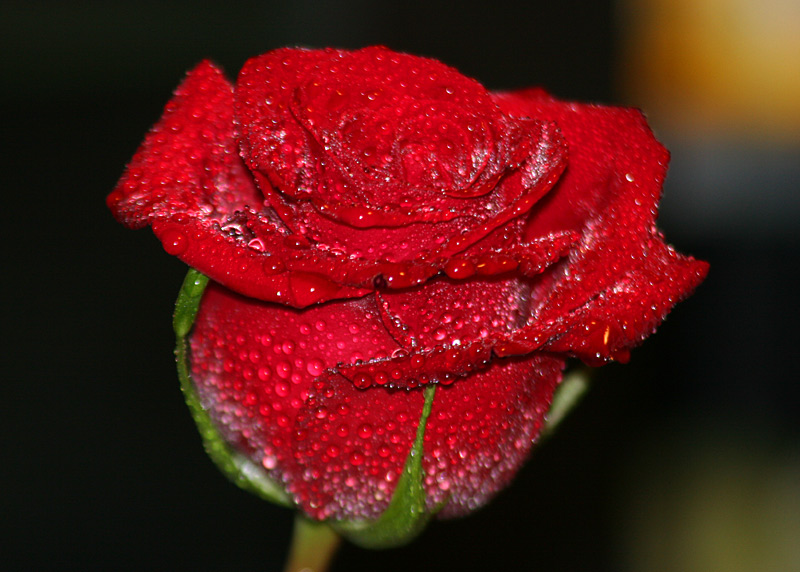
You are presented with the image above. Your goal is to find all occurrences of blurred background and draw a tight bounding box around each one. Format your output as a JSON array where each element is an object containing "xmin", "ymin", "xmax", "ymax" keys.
[{"xmin": 3, "ymin": 1, "xmax": 798, "ymax": 570}]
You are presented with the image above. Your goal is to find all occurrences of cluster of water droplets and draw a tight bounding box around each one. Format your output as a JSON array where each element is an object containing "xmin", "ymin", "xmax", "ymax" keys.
[
  {"xmin": 290, "ymin": 375, "xmax": 425, "ymax": 520},
  {"xmin": 418, "ymin": 355, "xmax": 562, "ymax": 516},
  {"xmin": 189, "ymin": 288, "xmax": 402, "ymax": 489}
]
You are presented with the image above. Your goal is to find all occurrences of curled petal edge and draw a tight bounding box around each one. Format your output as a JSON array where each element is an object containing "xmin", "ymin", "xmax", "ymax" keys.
[{"xmin": 152, "ymin": 213, "xmax": 576, "ymax": 307}]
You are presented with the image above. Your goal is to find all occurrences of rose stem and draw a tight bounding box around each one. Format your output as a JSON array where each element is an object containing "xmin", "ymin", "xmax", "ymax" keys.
[{"xmin": 283, "ymin": 514, "xmax": 342, "ymax": 572}]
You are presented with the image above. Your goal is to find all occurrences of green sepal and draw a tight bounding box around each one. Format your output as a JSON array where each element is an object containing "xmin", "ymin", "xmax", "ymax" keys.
[
  {"xmin": 173, "ymin": 268, "xmax": 292, "ymax": 507},
  {"xmin": 543, "ymin": 366, "xmax": 591, "ymax": 436},
  {"xmin": 333, "ymin": 384, "xmax": 443, "ymax": 549}
]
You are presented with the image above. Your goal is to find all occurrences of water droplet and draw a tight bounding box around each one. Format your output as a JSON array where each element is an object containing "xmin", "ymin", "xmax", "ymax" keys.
[
  {"xmin": 444, "ymin": 258, "xmax": 476, "ymax": 279},
  {"xmin": 263, "ymin": 255, "xmax": 285, "ymax": 275},
  {"xmin": 274, "ymin": 381, "xmax": 290, "ymax": 397},
  {"xmin": 306, "ymin": 359, "xmax": 324, "ymax": 376},
  {"xmin": 353, "ymin": 373, "xmax": 372, "ymax": 389},
  {"xmin": 358, "ymin": 423, "xmax": 374, "ymax": 439},
  {"xmin": 276, "ymin": 361, "xmax": 292, "ymax": 379},
  {"xmin": 162, "ymin": 229, "xmax": 188, "ymax": 255}
]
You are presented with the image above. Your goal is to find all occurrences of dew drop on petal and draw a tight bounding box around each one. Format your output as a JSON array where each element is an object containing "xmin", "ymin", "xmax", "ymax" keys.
[
  {"xmin": 276, "ymin": 361, "xmax": 292, "ymax": 379},
  {"xmin": 162, "ymin": 229, "xmax": 188, "ymax": 255},
  {"xmin": 306, "ymin": 359, "xmax": 325, "ymax": 376},
  {"xmin": 357, "ymin": 423, "xmax": 374, "ymax": 439}
]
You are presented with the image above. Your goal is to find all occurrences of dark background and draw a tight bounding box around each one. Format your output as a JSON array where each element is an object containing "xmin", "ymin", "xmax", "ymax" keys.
[{"xmin": 4, "ymin": 2, "xmax": 798, "ymax": 571}]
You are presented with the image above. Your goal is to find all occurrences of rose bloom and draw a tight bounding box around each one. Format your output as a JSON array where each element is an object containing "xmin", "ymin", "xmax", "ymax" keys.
[{"xmin": 109, "ymin": 47, "xmax": 707, "ymax": 533}]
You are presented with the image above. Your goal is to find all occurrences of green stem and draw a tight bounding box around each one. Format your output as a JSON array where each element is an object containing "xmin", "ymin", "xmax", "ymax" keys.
[{"xmin": 283, "ymin": 515, "xmax": 342, "ymax": 572}]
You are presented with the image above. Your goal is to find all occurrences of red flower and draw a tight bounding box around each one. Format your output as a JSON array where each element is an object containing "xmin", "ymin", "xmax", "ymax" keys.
[{"xmin": 109, "ymin": 47, "xmax": 706, "ymax": 534}]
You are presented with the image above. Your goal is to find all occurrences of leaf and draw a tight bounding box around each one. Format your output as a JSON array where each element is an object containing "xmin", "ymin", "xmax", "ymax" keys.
[{"xmin": 543, "ymin": 366, "xmax": 591, "ymax": 436}]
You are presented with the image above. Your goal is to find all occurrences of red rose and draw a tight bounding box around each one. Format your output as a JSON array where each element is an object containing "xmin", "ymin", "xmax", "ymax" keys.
[{"xmin": 109, "ymin": 47, "xmax": 707, "ymax": 542}]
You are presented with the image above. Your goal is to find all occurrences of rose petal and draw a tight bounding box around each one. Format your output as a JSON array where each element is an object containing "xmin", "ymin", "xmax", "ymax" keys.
[
  {"xmin": 188, "ymin": 277, "xmax": 565, "ymax": 523},
  {"xmin": 380, "ymin": 275, "xmax": 530, "ymax": 350},
  {"xmin": 149, "ymin": 213, "xmax": 373, "ymax": 307},
  {"xmin": 493, "ymin": 90, "xmax": 709, "ymax": 363},
  {"xmin": 237, "ymin": 47, "xmax": 567, "ymax": 264},
  {"xmin": 535, "ymin": 237, "xmax": 708, "ymax": 364},
  {"xmin": 258, "ymin": 136, "xmax": 567, "ymax": 264},
  {"xmin": 108, "ymin": 61, "xmax": 260, "ymax": 229},
  {"xmin": 290, "ymin": 354, "xmax": 563, "ymax": 520},
  {"xmin": 238, "ymin": 46, "xmax": 501, "ymax": 207},
  {"xmin": 109, "ymin": 53, "xmax": 572, "ymax": 305},
  {"xmin": 292, "ymin": 373, "xmax": 425, "ymax": 520},
  {"xmin": 106, "ymin": 61, "xmax": 377, "ymax": 306},
  {"xmin": 189, "ymin": 283, "xmax": 403, "ymax": 491},
  {"xmin": 423, "ymin": 354, "xmax": 563, "ymax": 517}
]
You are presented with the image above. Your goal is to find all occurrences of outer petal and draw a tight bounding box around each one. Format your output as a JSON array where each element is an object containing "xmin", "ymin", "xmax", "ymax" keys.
[
  {"xmin": 378, "ymin": 274, "xmax": 530, "ymax": 352},
  {"xmin": 290, "ymin": 354, "xmax": 563, "ymax": 521},
  {"xmin": 422, "ymin": 354, "xmax": 563, "ymax": 517},
  {"xmin": 107, "ymin": 61, "xmax": 261, "ymax": 229},
  {"xmin": 188, "ymin": 283, "xmax": 403, "ymax": 495},
  {"xmin": 105, "ymin": 61, "xmax": 373, "ymax": 306},
  {"xmin": 493, "ymin": 90, "xmax": 709, "ymax": 363},
  {"xmin": 292, "ymin": 373, "xmax": 425, "ymax": 520},
  {"xmin": 104, "ymin": 61, "xmax": 384, "ymax": 306},
  {"xmin": 189, "ymin": 280, "xmax": 566, "ymax": 522}
]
